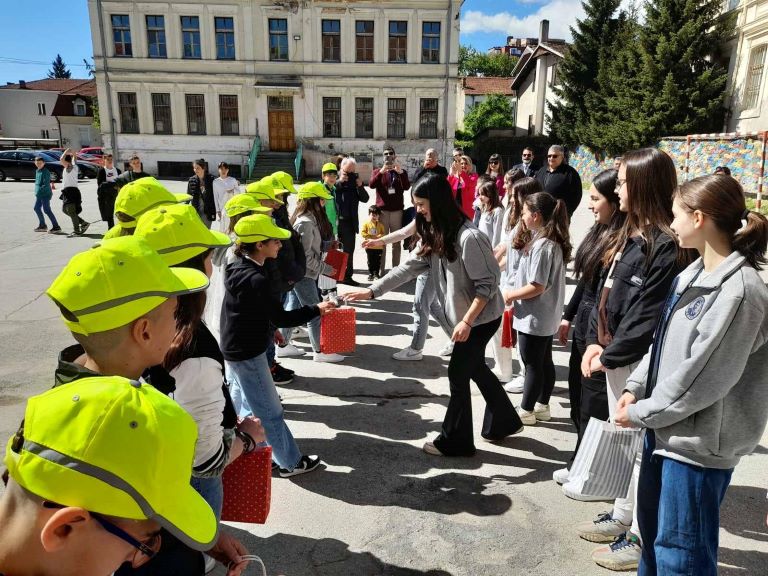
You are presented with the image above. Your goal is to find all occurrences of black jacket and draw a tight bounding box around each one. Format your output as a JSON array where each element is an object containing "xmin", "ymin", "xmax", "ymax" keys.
[
  {"xmin": 270, "ymin": 205, "xmax": 307, "ymax": 293},
  {"xmin": 535, "ymin": 164, "xmax": 583, "ymax": 216},
  {"xmin": 587, "ymin": 231, "xmax": 681, "ymax": 369},
  {"xmin": 114, "ymin": 169, "xmax": 151, "ymax": 190},
  {"xmin": 220, "ymin": 257, "xmax": 320, "ymax": 361},
  {"xmin": 512, "ymin": 162, "xmax": 540, "ymax": 178},
  {"xmin": 188, "ymin": 173, "xmax": 216, "ymax": 220},
  {"xmin": 413, "ymin": 164, "xmax": 449, "ymax": 183},
  {"xmin": 563, "ymin": 265, "xmax": 603, "ymax": 346},
  {"xmin": 335, "ymin": 177, "xmax": 370, "ymax": 229}
]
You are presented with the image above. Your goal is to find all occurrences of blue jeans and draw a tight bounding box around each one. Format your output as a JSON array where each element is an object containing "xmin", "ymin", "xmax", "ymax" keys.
[
  {"xmin": 282, "ymin": 277, "xmax": 321, "ymax": 352},
  {"xmin": 225, "ymin": 353, "xmax": 302, "ymax": 470},
  {"xmin": 637, "ymin": 431, "xmax": 733, "ymax": 576},
  {"xmin": 190, "ymin": 475, "xmax": 223, "ymax": 522},
  {"xmin": 33, "ymin": 196, "xmax": 59, "ymax": 228},
  {"xmin": 411, "ymin": 272, "xmax": 445, "ymax": 351}
]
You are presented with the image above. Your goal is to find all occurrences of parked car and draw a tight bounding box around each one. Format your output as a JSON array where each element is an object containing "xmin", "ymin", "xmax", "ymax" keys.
[
  {"xmin": 37, "ymin": 150, "xmax": 99, "ymax": 179},
  {"xmin": 0, "ymin": 150, "xmax": 63, "ymax": 182},
  {"xmin": 78, "ymin": 152, "xmax": 105, "ymax": 167},
  {"xmin": 79, "ymin": 146, "xmax": 104, "ymax": 157}
]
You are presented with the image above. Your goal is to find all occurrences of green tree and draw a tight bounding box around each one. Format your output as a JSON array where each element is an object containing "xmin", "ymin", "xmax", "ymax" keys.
[
  {"xmin": 549, "ymin": 0, "xmax": 623, "ymax": 147},
  {"xmin": 462, "ymin": 94, "xmax": 515, "ymax": 139},
  {"xmin": 459, "ymin": 45, "xmax": 518, "ymax": 77},
  {"xmin": 47, "ymin": 54, "xmax": 71, "ymax": 79}
]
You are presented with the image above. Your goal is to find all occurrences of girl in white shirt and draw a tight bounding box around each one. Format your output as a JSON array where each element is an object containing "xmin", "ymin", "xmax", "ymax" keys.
[{"xmin": 213, "ymin": 161, "xmax": 240, "ymax": 233}]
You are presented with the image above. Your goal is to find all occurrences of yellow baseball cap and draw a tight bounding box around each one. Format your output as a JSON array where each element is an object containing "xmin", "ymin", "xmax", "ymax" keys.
[
  {"xmin": 224, "ymin": 194, "xmax": 272, "ymax": 218},
  {"xmin": 114, "ymin": 177, "xmax": 192, "ymax": 229},
  {"xmin": 134, "ymin": 204, "xmax": 232, "ymax": 266},
  {"xmin": 322, "ymin": 162, "xmax": 338, "ymax": 174},
  {"xmin": 234, "ymin": 214, "xmax": 291, "ymax": 243},
  {"xmin": 46, "ymin": 236, "xmax": 209, "ymax": 335},
  {"xmin": 269, "ymin": 171, "xmax": 298, "ymax": 194},
  {"xmin": 298, "ymin": 181, "xmax": 333, "ymax": 200},
  {"xmin": 245, "ymin": 180, "xmax": 284, "ymax": 205},
  {"xmin": 5, "ymin": 375, "xmax": 218, "ymax": 551},
  {"xmin": 259, "ymin": 174, "xmax": 290, "ymax": 196}
]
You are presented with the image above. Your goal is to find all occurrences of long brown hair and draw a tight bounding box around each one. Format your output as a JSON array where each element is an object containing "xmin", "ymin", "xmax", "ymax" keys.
[
  {"xmin": 477, "ymin": 180, "xmax": 502, "ymax": 212},
  {"xmin": 506, "ymin": 177, "xmax": 543, "ymax": 232},
  {"xmin": 413, "ymin": 174, "xmax": 467, "ymax": 261},
  {"xmin": 515, "ymin": 192, "xmax": 572, "ymax": 262},
  {"xmin": 291, "ymin": 197, "xmax": 333, "ymax": 240},
  {"xmin": 486, "ymin": 153, "xmax": 504, "ymax": 175},
  {"xmin": 676, "ymin": 175, "xmax": 768, "ymax": 269}
]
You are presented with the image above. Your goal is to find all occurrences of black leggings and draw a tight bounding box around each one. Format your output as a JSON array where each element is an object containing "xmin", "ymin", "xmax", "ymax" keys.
[
  {"xmin": 434, "ymin": 316, "xmax": 522, "ymax": 456},
  {"xmin": 517, "ymin": 332, "xmax": 556, "ymax": 412}
]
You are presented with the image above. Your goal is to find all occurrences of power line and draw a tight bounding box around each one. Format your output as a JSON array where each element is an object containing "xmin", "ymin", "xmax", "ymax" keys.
[{"xmin": 0, "ymin": 57, "xmax": 90, "ymax": 67}]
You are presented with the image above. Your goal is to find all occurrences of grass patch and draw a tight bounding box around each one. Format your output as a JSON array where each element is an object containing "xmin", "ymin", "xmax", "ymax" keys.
[{"xmin": 746, "ymin": 198, "xmax": 768, "ymax": 216}]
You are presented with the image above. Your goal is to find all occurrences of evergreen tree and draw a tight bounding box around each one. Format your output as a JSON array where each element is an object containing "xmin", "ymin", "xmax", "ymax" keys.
[
  {"xmin": 47, "ymin": 54, "xmax": 71, "ymax": 79},
  {"xmin": 549, "ymin": 0, "xmax": 622, "ymax": 147}
]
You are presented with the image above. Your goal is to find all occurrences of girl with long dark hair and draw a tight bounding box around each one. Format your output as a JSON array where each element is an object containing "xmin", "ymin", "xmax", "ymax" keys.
[
  {"xmin": 476, "ymin": 180, "xmax": 504, "ymax": 247},
  {"xmin": 346, "ymin": 174, "xmax": 522, "ymax": 456},
  {"xmin": 188, "ymin": 158, "xmax": 217, "ymax": 228}
]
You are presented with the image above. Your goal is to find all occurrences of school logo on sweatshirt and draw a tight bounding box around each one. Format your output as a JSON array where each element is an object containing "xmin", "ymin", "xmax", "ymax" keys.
[{"xmin": 685, "ymin": 296, "xmax": 705, "ymax": 320}]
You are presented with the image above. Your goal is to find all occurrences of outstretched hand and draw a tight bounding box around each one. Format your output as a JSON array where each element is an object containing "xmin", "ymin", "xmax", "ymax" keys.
[{"xmin": 344, "ymin": 289, "xmax": 374, "ymax": 302}]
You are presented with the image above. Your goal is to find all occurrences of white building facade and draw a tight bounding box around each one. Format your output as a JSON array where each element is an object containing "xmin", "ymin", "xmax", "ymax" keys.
[{"xmin": 87, "ymin": 0, "xmax": 461, "ymax": 177}]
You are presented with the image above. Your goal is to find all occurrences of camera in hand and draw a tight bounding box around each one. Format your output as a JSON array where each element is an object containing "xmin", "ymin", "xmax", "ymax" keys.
[{"xmin": 348, "ymin": 172, "xmax": 358, "ymax": 180}]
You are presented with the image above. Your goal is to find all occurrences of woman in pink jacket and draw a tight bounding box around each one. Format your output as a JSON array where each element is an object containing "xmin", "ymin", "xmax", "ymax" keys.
[
  {"xmin": 485, "ymin": 153, "xmax": 506, "ymax": 199},
  {"xmin": 448, "ymin": 155, "xmax": 478, "ymax": 220}
]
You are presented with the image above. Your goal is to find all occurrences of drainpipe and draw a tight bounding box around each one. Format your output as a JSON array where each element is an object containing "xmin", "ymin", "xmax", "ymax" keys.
[
  {"xmin": 443, "ymin": 0, "xmax": 463, "ymax": 165},
  {"xmin": 96, "ymin": 0, "xmax": 118, "ymax": 161},
  {"xmin": 684, "ymin": 135, "xmax": 691, "ymax": 182},
  {"xmin": 758, "ymin": 131, "xmax": 767, "ymax": 210}
]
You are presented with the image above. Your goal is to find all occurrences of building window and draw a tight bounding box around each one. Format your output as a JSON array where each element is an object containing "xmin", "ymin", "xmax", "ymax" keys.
[
  {"xmin": 151, "ymin": 93, "xmax": 172, "ymax": 134},
  {"xmin": 421, "ymin": 22, "xmax": 440, "ymax": 64},
  {"xmin": 355, "ymin": 97, "xmax": 374, "ymax": 138},
  {"xmin": 355, "ymin": 21, "xmax": 374, "ymax": 63},
  {"xmin": 111, "ymin": 15, "xmax": 132, "ymax": 57},
  {"xmin": 269, "ymin": 19, "xmax": 289, "ymax": 61},
  {"xmin": 181, "ymin": 16, "xmax": 201, "ymax": 59},
  {"xmin": 322, "ymin": 97, "xmax": 341, "ymax": 137},
  {"xmin": 37, "ymin": 102, "xmax": 46, "ymax": 116},
  {"xmin": 388, "ymin": 21, "xmax": 408, "ymax": 63},
  {"xmin": 744, "ymin": 44, "xmax": 767, "ymax": 110},
  {"xmin": 146, "ymin": 16, "xmax": 167, "ymax": 58},
  {"xmin": 322, "ymin": 20, "xmax": 341, "ymax": 62},
  {"xmin": 215, "ymin": 17, "xmax": 235, "ymax": 60},
  {"xmin": 387, "ymin": 98, "xmax": 406, "ymax": 139},
  {"xmin": 185, "ymin": 94, "xmax": 206, "ymax": 135},
  {"xmin": 118, "ymin": 92, "xmax": 139, "ymax": 133},
  {"xmin": 41, "ymin": 129, "xmax": 50, "ymax": 139},
  {"xmin": 419, "ymin": 98, "xmax": 438, "ymax": 138},
  {"xmin": 219, "ymin": 94, "xmax": 239, "ymax": 135},
  {"xmin": 74, "ymin": 101, "xmax": 87, "ymax": 116}
]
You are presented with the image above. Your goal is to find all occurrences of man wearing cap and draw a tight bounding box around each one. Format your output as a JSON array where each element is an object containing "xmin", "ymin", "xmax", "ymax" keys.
[
  {"xmin": 0, "ymin": 375, "xmax": 220, "ymax": 576},
  {"xmin": 335, "ymin": 158, "xmax": 370, "ymax": 286},
  {"xmin": 369, "ymin": 146, "xmax": 410, "ymax": 276}
]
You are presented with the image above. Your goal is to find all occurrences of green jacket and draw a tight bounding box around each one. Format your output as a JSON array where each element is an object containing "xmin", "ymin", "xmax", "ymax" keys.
[
  {"xmin": 322, "ymin": 181, "xmax": 338, "ymax": 236},
  {"xmin": 35, "ymin": 168, "xmax": 52, "ymax": 199}
]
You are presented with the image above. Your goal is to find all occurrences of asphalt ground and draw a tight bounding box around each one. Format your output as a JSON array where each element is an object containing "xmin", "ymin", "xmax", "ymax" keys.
[{"xmin": 0, "ymin": 177, "xmax": 765, "ymax": 575}]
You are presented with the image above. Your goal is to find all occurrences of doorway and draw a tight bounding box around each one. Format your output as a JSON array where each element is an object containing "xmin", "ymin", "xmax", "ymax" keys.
[{"xmin": 267, "ymin": 96, "xmax": 295, "ymax": 152}]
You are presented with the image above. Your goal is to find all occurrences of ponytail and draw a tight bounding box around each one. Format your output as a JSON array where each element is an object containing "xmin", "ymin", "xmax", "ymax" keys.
[
  {"xmin": 520, "ymin": 192, "xmax": 572, "ymax": 262},
  {"xmin": 733, "ymin": 210, "xmax": 768, "ymax": 269}
]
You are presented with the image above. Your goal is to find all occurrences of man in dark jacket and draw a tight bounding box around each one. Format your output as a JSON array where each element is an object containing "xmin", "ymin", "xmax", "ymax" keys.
[
  {"xmin": 369, "ymin": 146, "xmax": 410, "ymax": 276},
  {"xmin": 413, "ymin": 148, "xmax": 448, "ymax": 183},
  {"xmin": 114, "ymin": 154, "xmax": 151, "ymax": 189},
  {"xmin": 535, "ymin": 145, "xmax": 582, "ymax": 217},
  {"xmin": 336, "ymin": 157, "xmax": 370, "ymax": 286},
  {"xmin": 512, "ymin": 146, "xmax": 540, "ymax": 178}
]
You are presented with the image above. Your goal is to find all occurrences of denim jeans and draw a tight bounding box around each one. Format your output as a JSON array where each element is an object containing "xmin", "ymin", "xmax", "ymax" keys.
[
  {"xmin": 637, "ymin": 431, "xmax": 733, "ymax": 576},
  {"xmin": 411, "ymin": 271, "xmax": 445, "ymax": 351},
  {"xmin": 33, "ymin": 196, "xmax": 59, "ymax": 228},
  {"xmin": 225, "ymin": 353, "xmax": 302, "ymax": 470},
  {"xmin": 190, "ymin": 475, "xmax": 223, "ymax": 522},
  {"xmin": 282, "ymin": 277, "xmax": 321, "ymax": 352}
]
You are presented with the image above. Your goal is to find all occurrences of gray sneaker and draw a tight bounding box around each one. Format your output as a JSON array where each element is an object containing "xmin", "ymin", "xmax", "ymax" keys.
[
  {"xmin": 591, "ymin": 532, "xmax": 641, "ymax": 571},
  {"xmin": 575, "ymin": 512, "xmax": 631, "ymax": 543}
]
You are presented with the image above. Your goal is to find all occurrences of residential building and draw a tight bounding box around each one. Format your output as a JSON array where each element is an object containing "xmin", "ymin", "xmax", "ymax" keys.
[
  {"xmin": 509, "ymin": 20, "xmax": 567, "ymax": 136},
  {"xmin": 87, "ymin": 0, "xmax": 461, "ymax": 177},
  {"xmin": 458, "ymin": 76, "xmax": 515, "ymax": 128},
  {"xmin": 51, "ymin": 80, "xmax": 102, "ymax": 149},
  {"xmin": 489, "ymin": 34, "xmax": 564, "ymax": 59},
  {"xmin": 723, "ymin": 0, "xmax": 768, "ymax": 132}
]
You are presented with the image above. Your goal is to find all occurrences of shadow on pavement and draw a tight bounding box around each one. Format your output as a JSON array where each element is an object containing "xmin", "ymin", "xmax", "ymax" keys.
[
  {"xmin": 720, "ymin": 484, "xmax": 768, "ymax": 543},
  {"xmin": 717, "ymin": 546, "xmax": 768, "ymax": 576}
]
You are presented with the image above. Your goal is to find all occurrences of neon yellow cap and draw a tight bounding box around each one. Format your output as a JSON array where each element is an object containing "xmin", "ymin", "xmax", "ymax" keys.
[
  {"xmin": 114, "ymin": 177, "xmax": 191, "ymax": 228},
  {"xmin": 245, "ymin": 180, "xmax": 284, "ymax": 205},
  {"xmin": 234, "ymin": 214, "xmax": 291, "ymax": 243},
  {"xmin": 46, "ymin": 236, "xmax": 209, "ymax": 335},
  {"xmin": 269, "ymin": 171, "xmax": 298, "ymax": 194},
  {"xmin": 259, "ymin": 174, "xmax": 290, "ymax": 196},
  {"xmin": 5, "ymin": 375, "xmax": 218, "ymax": 551},
  {"xmin": 134, "ymin": 204, "xmax": 232, "ymax": 266},
  {"xmin": 322, "ymin": 162, "xmax": 338, "ymax": 174},
  {"xmin": 298, "ymin": 181, "xmax": 333, "ymax": 200},
  {"xmin": 224, "ymin": 194, "xmax": 272, "ymax": 218}
]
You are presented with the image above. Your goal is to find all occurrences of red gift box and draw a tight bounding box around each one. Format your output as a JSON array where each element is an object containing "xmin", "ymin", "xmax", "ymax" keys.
[
  {"xmin": 501, "ymin": 308, "xmax": 516, "ymax": 348},
  {"xmin": 221, "ymin": 446, "xmax": 272, "ymax": 524},
  {"xmin": 322, "ymin": 249, "xmax": 348, "ymax": 282},
  {"xmin": 320, "ymin": 307, "xmax": 356, "ymax": 354}
]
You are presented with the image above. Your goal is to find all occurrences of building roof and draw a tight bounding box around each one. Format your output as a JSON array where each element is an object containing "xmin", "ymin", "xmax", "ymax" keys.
[
  {"xmin": 0, "ymin": 78, "xmax": 93, "ymax": 92},
  {"xmin": 60, "ymin": 79, "xmax": 97, "ymax": 97},
  {"xmin": 510, "ymin": 42, "xmax": 568, "ymax": 90},
  {"xmin": 462, "ymin": 76, "xmax": 514, "ymax": 96},
  {"xmin": 51, "ymin": 80, "xmax": 97, "ymax": 117}
]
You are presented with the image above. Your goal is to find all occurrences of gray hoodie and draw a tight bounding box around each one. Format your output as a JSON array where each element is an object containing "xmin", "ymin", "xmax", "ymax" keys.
[
  {"xmin": 371, "ymin": 223, "xmax": 504, "ymax": 329},
  {"xmin": 625, "ymin": 251, "xmax": 768, "ymax": 469},
  {"xmin": 293, "ymin": 212, "xmax": 333, "ymax": 280}
]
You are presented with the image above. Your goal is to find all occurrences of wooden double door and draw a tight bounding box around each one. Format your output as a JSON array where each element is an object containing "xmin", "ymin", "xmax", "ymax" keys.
[{"xmin": 267, "ymin": 96, "xmax": 295, "ymax": 152}]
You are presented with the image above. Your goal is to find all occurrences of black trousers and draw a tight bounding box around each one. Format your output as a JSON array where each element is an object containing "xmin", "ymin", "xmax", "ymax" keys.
[
  {"xmin": 97, "ymin": 183, "xmax": 118, "ymax": 229},
  {"xmin": 567, "ymin": 367, "xmax": 609, "ymax": 467},
  {"xmin": 518, "ymin": 332, "xmax": 556, "ymax": 412},
  {"xmin": 567, "ymin": 337, "xmax": 585, "ymax": 432},
  {"xmin": 434, "ymin": 316, "xmax": 522, "ymax": 456},
  {"xmin": 365, "ymin": 248, "xmax": 382, "ymax": 275},
  {"xmin": 337, "ymin": 219, "xmax": 357, "ymax": 280}
]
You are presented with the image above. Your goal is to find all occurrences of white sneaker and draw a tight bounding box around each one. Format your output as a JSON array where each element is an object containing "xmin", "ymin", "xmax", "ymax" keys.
[
  {"xmin": 438, "ymin": 341, "xmax": 454, "ymax": 356},
  {"xmin": 533, "ymin": 402, "xmax": 551, "ymax": 421},
  {"xmin": 277, "ymin": 343, "xmax": 306, "ymax": 358},
  {"xmin": 504, "ymin": 375, "xmax": 525, "ymax": 393},
  {"xmin": 517, "ymin": 407, "xmax": 536, "ymax": 425},
  {"xmin": 552, "ymin": 467, "xmax": 570, "ymax": 485},
  {"xmin": 313, "ymin": 352, "xmax": 344, "ymax": 363},
  {"xmin": 563, "ymin": 482, "xmax": 616, "ymax": 503},
  {"xmin": 392, "ymin": 347, "xmax": 423, "ymax": 361}
]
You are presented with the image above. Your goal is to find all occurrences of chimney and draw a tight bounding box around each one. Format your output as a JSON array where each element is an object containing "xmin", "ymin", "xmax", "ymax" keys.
[
  {"xmin": 18, "ymin": 80, "xmax": 26, "ymax": 88},
  {"xmin": 539, "ymin": 20, "xmax": 549, "ymax": 43}
]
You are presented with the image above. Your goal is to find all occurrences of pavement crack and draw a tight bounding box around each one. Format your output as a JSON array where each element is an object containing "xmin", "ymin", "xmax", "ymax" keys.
[{"xmin": 3, "ymin": 292, "xmax": 46, "ymax": 320}]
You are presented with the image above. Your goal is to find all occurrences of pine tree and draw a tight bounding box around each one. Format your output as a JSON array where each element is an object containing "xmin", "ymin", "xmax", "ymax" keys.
[
  {"xmin": 47, "ymin": 54, "xmax": 71, "ymax": 79},
  {"xmin": 549, "ymin": 0, "xmax": 622, "ymax": 147}
]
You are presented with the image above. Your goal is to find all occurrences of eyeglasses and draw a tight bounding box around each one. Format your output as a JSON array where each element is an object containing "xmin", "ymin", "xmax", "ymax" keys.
[
  {"xmin": 43, "ymin": 501, "xmax": 161, "ymax": 568},
  {"xmin": 522, "ymin": 153, "xmax": 533, "ymax": 157},
  {"xmin": 489, "ymin": 160, "xmax": 499, "ymax": 165},
  {"xmin": 547, "ymin": 154, "xmax": 561, "ymax": 158}
]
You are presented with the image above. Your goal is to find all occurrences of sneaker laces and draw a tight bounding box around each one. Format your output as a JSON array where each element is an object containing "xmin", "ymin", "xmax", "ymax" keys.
[
  {"xmin": 593, "ymin": 512, "xmax": 614, "ymax": 525},
  {"xmin": 609, "ymin": 533, "xmax": 639, "ymax": 553}
]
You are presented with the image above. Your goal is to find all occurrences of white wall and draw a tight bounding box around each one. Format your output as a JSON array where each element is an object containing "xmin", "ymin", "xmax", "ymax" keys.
[{"xmin": 0, "ymin": 89, "xmax": 60, "ymax": 139}]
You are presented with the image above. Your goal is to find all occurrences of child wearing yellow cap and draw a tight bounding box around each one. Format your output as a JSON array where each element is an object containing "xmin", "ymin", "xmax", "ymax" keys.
[
  {"xmin": 220, "ymin": 214, "xmax": 336, "ymax": 477},
  {"xmin": 104, "ymin": 177, "xmax": 191, "ymax": 239},
  {"xmin": 321, "ymin": 161, "xmax": 339, "ymax": 236}
]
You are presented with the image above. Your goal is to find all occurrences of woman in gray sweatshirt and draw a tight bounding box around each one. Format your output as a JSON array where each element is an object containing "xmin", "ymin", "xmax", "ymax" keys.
[
  {"xmin": 614, "ymin": 175, "xmax": 768, "ymax": 575},
  {"xmin": 345, "ymin": 174, "xmax": 523, "ymax": 456}
]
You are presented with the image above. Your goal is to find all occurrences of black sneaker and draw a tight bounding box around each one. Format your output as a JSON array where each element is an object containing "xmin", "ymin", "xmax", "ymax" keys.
[
  {"xmin": 271, "ymin": 363, "xmax": 293, "ymax": 385},
  {"xmin": 80, "ymin": 222, "xmax": 90, "ymax": 235},
  {"xmin": 272, "ymin": 461, "xmax": 279, "ymax": 471},
  {"xmin": 274, "ymin": 362, "xmax": 294, "ymax": 376},
  {"xmin": 341, "ymin": 277, "xmax": 360, "ymax": 287},
  {"xmin": 49, "ymin": 226, "xmax": 61, "ymax": 233},
  {"xmin": 34, "ymin": 226, "xmax": 47, "ymax": 232},
  {"xmin": 279, "ymin": 455, "xmax": 322, "ymax": 478},
  {"xmin": 367, "ymin": 274, "xmax": 374, "ymax": 281}
]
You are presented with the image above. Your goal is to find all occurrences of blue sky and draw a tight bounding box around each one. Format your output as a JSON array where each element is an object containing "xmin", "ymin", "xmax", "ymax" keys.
[{"xmin": 0, "ymin": 0, "xmax": 587, "ymax": 84}]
